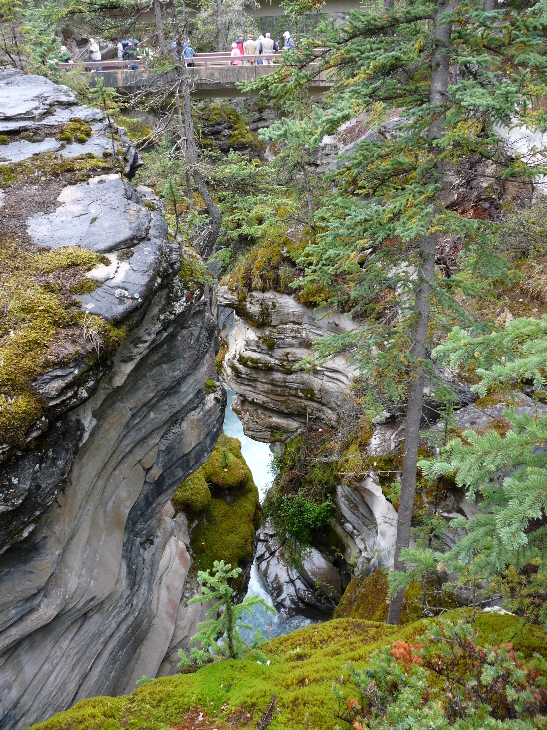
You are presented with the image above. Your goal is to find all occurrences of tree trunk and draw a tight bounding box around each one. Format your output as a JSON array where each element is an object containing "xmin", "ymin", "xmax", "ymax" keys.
[
  {"xmin": 217, "ymin": 0, "xmax": 227, "ymax": 51},
  {"xmin": 153, "ymin": 0, "xmax": 168, "ymax": 54},
  {"xmin": 384, "ymin": 0, "xmax": 395, "ymax": 8},
  {"xmin": 175, "ymin": 90, "xmax": 194, "ymax": 210},
  {"xmin": 484, "ymin": 0, "xmax": 498, "ymax": 9},
  {"xmin": 178, "ymin": 74, "xmax": 222, "ymax": 259},
  {"xmin": 386, "ymin": 0, "xmax": 452, "ymax": 626}
]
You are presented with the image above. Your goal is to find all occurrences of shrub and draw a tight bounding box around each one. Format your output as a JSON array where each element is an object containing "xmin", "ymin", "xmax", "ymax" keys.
[
  {"xmin": 263, "ymin": 489, "xmax": 332, "ymax": 549},
  {"xmin": 335, "ymin": 618, "xmax": 547, "ymax": 730}
]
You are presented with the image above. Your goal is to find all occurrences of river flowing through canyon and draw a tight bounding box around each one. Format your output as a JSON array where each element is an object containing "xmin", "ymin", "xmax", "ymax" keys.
[{"xmin": 222, "ymin": 390, "xmax": 315, "ymax": 639}]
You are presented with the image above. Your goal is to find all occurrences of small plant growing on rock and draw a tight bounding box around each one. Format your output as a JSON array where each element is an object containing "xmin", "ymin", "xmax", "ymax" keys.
[{"xmin": 178, "ymin": 560, "xmax": 275, "ymax": 666}]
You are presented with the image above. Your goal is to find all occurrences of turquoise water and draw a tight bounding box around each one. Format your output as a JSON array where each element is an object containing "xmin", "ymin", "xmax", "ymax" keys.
[
  {"xmin": 223, "ymin": 389, "xmax": 314, "ymax": 638},
  {"xmin": 223, "ymin": 390, "xmax": 273, "ymax": 500}
]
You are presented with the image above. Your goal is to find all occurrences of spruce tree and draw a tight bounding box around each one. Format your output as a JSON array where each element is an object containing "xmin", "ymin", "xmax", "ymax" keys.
[{"xmin": 251, "ymin": 0, "xmax": 547, "ymax": 622}]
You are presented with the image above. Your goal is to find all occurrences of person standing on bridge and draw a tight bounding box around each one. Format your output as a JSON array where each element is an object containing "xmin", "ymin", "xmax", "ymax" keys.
[
  {"xmin": 88, "ymin": 38, "xmax": 102, "ymax": 71},
  {"xmin": 256, "ymin": 34, "xmax": 264, "ymax": 65},
  {"xmin": 183, "ymin": 41, "xmax": 195, "ymax": 67},
  {"xmin": 117, "ymin": 40, "xmax": 123, "ymax": 59},
  {"xmin": 230, "ymin": 42, "xmax": 242, "ymax": 65},
  {"xmin": 243, "ymin": 34, "xmax": 257, "ymax": 65},
  {"xmin": 282, "ymin": 31, "xmax": 296, "ymax": 50},
  {"xmin": 262, "ymin": 32, "xmax": 274, "ymax": 64},
  {"xmin": 236, "ymin": 35, "xmax": 244, "ymax": 54}
]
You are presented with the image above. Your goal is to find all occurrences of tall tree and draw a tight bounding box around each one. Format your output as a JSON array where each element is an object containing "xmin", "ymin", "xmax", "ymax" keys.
[
  {"xmin": 387, "ymin": 0, "xmax": 453, "ymax": 626},
  {"xmin": 250, "ymin": 0, "xmax": 547, "ymax": 624}
]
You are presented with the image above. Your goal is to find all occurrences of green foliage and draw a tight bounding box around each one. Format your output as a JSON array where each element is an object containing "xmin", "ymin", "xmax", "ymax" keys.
[
  {"xmin": 244, "ymin": 0, "xmax": 547, "ymax": 421},
  {"xmin": 178, "ymin": 560, "xmax": 275, "ymax": 666},
  {"xmin": 30, "ymin": 612, "xmax": 547, "ymax": 730},
  {"xmin": 264, "ymin": 489, "xmax": 332, "ymax": 554},
  {"xmin": 336, "ymin": 618, "xmax": 547, "ymax": 730},
  {"xmin": 391, "ymin": 316, "xmax": 547, "ymax": 622}
]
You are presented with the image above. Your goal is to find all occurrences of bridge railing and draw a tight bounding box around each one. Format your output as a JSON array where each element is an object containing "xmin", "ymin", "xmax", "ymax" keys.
[{"xmin": 59, "ymin": 53, "xmax": 283, "ymax": 72}]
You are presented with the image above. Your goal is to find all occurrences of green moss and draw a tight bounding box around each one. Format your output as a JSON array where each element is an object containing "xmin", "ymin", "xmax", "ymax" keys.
[
  {"xmin": 0, "ymin": 135, "xmax": 8, "ymax": 145},
  {"xmin": 57, "ymin": 119, "xmax": 92, "ymax": 144},
  {"xmin": 202, "ymin": 433, "xmax": 252, "ymax": 490},
  {"xmin": 0, "ymin": 153, "xmax": 114, "ymax": 189},
  {"xmin": 191, "ymin": 487, "xmax": 259, "ymax": 575},
  {"xmin": 227, "ymin": 117, "xmax": 253, "ymax": 147},
  {"xmin": 204, "ymin": 379, "xmax": 218, "ymax": 394},
  {"xmin": 172, "ymin": 471, "xmax": 211, "ymax": 518},
  {"xmin": 0, "ymin": 241, "xmax": 123, "ymax": 447},
  {"xmin": 334, "ymin": 568, "xmax": 460, "ymax": 624},
  {"xmin": 70, "ymin": 278, "xmax": 97, "ymax": 294},
  {"xmin": 171, "ymin": 434, "xmax": 259, "ymax": 574},
  {"xmin": 30, "ymin": 612, "xmax": 547, "ymax": 730}
]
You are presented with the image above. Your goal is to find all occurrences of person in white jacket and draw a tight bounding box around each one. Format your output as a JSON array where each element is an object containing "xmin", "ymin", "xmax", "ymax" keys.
[{"xmin": 262, "ymin": 32, "xmax": 274, "ymax": 64}]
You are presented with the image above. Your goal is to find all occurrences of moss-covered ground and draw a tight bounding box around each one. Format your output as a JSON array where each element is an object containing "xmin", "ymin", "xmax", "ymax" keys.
[{"xmin": 31, "ymin": 611, "xmax": 547, "ymax": 730}]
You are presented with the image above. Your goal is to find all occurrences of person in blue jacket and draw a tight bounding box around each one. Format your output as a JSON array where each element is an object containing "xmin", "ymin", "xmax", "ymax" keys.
[{"xmin": 183, "ymin": 41, "xmax": 196, "ymax": 66}]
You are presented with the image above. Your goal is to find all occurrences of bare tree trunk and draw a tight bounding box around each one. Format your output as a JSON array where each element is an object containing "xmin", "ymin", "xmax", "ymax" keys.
[
  {"xmin": 217, "ymin": 0, "xmax": 227, "ymax": 51},
  {"xmin": 386, "ymin": 0, "xmax": 452, "ymax": 626},
  {"xmin": 154, "ymin": 0, "xmax": 168, "ymax": 54},
  {"xmin": 178, "ymin": 75, "xmax": 221, "ymax": 259},
  {"xmin": 302, "ymin": 162, "xmax": 315, "ymax": 228},
  {"xmin": 175, "ymin": 89, "xmax": 194, "ymax": 210}
]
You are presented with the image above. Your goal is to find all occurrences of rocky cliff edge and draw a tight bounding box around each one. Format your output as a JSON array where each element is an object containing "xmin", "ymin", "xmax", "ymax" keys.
[{"xmin": 0, "ymin": 69, "xmax": 225, "ymax": 730}]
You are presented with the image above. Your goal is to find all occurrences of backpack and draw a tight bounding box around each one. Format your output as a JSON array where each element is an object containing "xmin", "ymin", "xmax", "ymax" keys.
[{"xmin": 123, "ymin": 45, "xmax": 138, "ymax": 60}]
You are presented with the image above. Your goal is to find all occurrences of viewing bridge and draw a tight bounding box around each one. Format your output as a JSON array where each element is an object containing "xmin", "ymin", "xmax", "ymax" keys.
[{"xmin": 60, "ymin": 54, "xmax": 332, "ymax": 97}]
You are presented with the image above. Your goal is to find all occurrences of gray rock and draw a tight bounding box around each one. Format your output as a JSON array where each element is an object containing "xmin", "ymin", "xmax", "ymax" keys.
[
  {"xmin": 79, "ymin": 221, "xmax": 174, "ymax": 323},
  {"xmin": 27, "ymin": 174, "xmax": 152, "ymax": 253},
  {"xmin": 0, "ymin": 69, "xmax": 77, "ymax": 121},
  {"xmin": 218, "ymin": 288, "xmax": 359, "ymax": 441},
  {"xmin": 0, "ymin": 70, "xmax": 227, "ymax": 730},
  {"xmin": 254, "ymin": 522, "xmax": 341, "ymax": 618},
  {"xmin": 0, "ymin": 137, "xmax": 62, "ymax": 163},
  {"xmin": 0, "ymin": 283, "xmax": 226, "ymax": 730}
]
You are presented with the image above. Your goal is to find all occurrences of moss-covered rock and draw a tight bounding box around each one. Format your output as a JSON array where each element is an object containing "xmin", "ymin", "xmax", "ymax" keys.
[
  {"xmin": 30, "ymin": 612, "xmax": 547, "ymax": 730},
  {"xmin": 202, "ymin": 433, "xmax": 252, "ymax": 490},
  {"xmin": 334, "ymin": 568, "xmax": 460, "ymax": 624},
  {"xmin": 172, "ymin": 434, "xmax": 260, "ymax": 576},
  {"xmin": 0, "ymin": 241, "xmax": 117, "ymax": 446},
  {"xmin": 172, "ymin": 471, "xmax": 212, "ymax": 518}
]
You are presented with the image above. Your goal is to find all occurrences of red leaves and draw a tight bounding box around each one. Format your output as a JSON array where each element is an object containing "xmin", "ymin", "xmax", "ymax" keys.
[{"xmin": 390, "ymin": 640, "xmax": 423, "ymax": 670}]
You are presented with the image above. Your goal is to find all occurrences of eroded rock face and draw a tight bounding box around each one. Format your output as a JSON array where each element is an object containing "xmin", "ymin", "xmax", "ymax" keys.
[
  {"xmin": 0, "ymin": 71, "xmax": 225, "ymax": 730},
  {"xmin": 255, "ymin": 522, "xmax": 341, "ymax": 619},
  {"xmin": 217, "ymin": 288, "xmax": 358, "ymax": 441}
]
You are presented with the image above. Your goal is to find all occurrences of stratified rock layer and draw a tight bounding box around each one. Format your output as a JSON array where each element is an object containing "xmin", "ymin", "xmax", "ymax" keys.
[
  {"xmin": 217, "ymin": 288, "xmax": 358, "ymax": 441},
  {"xmin": 0, "ymin": 70, "xmax": 225, "ymax": 730}
]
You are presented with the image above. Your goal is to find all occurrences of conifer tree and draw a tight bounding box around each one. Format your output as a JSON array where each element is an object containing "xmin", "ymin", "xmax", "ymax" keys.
[
  {"xmin": 251, "ymin": 0, "xmax": 547, "ymax": 622},
  {"xmin": 391, "ymin": 316, "xmax": 547, "ymax": 624}
]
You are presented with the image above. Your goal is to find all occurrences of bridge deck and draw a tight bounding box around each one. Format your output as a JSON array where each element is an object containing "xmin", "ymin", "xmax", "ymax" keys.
[{"xmin": 59, "ymin": 56, "xmax": 331, "ymax": 96}]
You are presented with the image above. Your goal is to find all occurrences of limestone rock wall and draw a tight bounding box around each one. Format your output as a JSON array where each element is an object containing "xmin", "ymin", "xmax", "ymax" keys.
[
  {"xmin": 217, "ymin": 287, "xmax": 358, "ymax": 441},
  {"xmin": 0, "ymin": 71, "xmax": 225, "ymax": 730}
]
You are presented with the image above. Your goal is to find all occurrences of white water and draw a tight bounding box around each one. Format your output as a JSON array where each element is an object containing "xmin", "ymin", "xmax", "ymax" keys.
[{"xmin": 223, "ymin": 390, "xmax": 314, "ymax": 638}]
